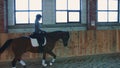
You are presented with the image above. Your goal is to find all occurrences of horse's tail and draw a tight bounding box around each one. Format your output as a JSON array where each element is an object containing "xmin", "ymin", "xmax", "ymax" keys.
[{"xmin": 0, "ymin": 39, "xmax": 13, "ymax": 54}]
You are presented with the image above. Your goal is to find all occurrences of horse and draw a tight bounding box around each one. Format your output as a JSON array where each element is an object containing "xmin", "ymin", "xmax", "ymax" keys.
[{"xmin": 0, "ymin": 31, "xmax": 70, "ymax": 68}]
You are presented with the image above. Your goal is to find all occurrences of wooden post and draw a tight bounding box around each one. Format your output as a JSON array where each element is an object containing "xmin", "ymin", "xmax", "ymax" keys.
[{"xmin": 87, "ymin": 0, "xmax": 97, "ymax": 30}]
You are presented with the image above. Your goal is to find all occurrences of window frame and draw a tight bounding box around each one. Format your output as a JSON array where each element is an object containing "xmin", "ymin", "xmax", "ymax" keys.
[
  {"xmin": 97, "ymin": 0, "xmax": 119, "ymax": 25},
  {"xmin": 7, "ymin": 0, "xmax": 87, "ymax": 33},
  {"xmin": 14, "ymin": 0, "xmax": 43, "ymax": 25},
  {"xmin": 56, "ymin": 0, "xmax": 81, "ymax": 24},
  {"xmin": 6, "ymin": 0, "xmax": 120, "ymax": 33}
]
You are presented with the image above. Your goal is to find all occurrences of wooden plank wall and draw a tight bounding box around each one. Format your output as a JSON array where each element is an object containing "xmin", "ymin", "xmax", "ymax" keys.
[{"xmin": 0, "ymin": 30, "xmax": 120, "ymax": 62}]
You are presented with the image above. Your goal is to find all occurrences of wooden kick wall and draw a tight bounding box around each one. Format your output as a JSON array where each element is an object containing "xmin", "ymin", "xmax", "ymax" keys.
[{"xmin": 0, "ymin": 30, "xmax": 120, "ymax": 62}]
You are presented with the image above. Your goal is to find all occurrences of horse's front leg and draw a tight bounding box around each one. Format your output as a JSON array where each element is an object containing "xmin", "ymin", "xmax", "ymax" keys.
[
  {"xmin": 42, "ymin": 52, "xmax": 47, "ymax": 67},
  {"xmin": 47, "ymin": 51, "xmax": 56, "ymax": 66}
]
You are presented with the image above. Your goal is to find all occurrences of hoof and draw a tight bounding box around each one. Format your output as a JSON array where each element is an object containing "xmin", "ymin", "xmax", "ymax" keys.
[
  {"xmin": 50, "ymin": 62, "xmax": 53, "ymax": 66},
  {"xmin": 12, "ymin": 67, "xmax": 16, "ymax": 68},
  {"xmin": 42, "ymin": 63, "xmax": 47, "ymax": 67}
]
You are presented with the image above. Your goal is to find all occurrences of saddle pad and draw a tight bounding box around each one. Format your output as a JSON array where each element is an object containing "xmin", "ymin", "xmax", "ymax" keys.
[
  {"xmin": 30, "ymin": 38, "xmax": 39, "ymax": 47},
  {"xmin": 30, "ymin": 37, "xmax": 47, "ymax": 47}
]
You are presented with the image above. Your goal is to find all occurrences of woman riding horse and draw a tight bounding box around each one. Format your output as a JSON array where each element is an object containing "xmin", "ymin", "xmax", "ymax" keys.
[
  {"xmin": 31, "ymin": 14, "xmax": 45, "ymax": 53},
  {"xmin": 0, "ymin": 31, "xmax": 70, "ymax": 68}
]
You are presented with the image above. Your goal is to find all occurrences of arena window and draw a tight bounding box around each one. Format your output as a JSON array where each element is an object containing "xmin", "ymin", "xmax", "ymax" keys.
[
  {"xmin": 97, "ymin": 0, "xmax": 119, "ymax": 24},
  {"xmin": 15, "ymin": 0, "xmax": 42, "ymax": 24},
  {"xmin": 56, "ymin": 0, "xmax": 81, "ymax": 23},
  {"xmin": 7, "ymin": 0, "xmax": 86, "ymax": 33}
]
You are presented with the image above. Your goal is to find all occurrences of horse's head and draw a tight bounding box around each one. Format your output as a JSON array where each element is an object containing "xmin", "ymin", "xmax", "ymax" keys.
[
  {"xmin": 61, "ymin": 31, "xmax": 70, "ymax": 47},
  {"xmin": 48, "ymin": 31, "xmax": 70, "ymax": 47}
]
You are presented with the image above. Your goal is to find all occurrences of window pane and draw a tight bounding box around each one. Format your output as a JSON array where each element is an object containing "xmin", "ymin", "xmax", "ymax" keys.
[
  {"xmin": 68, "ymin": 0, "xmax": 80, "ymax": 10},
  {"xmin": 56, "ymin": 0, "xmax": 81, "ymax": 23},
  {"xmin": 15, "ymin": 0, "xmax": 42, "ymax": 24},
  {"xmin": 69, "ymin": 12, "xmax": 80, "ymax": 22},
  {"xmin": 108, "ymin": 12, "xmax": 118, "ymax": 22},
  {"xmin": 30, "ymin": 0, "xmax": 42, "ymax": 10},
  {"xmin": 98, "ymin": 12, "xmax": 107, "ymax": 22},
  {"xmin": 98, "ymin": 0, "xmax": 107, "ymax": 10},
  {"xmin": 30, "ymin": 12, "xmax": 42, "ymax": 23},
  {"xmin": 109, "ymin": 0, "xmax": 118, "ymax": 10},
  {"xmin": 56, "ymin": 0, "xmax": 67, "ymax": 10},
  {"xmin": 56, "ymin": 11, "xmax": 67, "ymax": 23},
  {"xmin": 16, "ymin": 12, "xmax": 28, "ymax": 24},
  {"xmin": 16, "ymin": 0, "xmax": 28, "ymax": 10}
]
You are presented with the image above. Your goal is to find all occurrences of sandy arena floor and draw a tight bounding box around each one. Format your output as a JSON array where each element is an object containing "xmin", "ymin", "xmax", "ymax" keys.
[{"xmin": 0, "ymin": 53, "xmax": 120, "ymax": 68}]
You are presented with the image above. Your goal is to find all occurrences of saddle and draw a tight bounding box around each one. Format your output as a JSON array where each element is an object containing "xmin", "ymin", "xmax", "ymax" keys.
[{"xmin": 30, "ymin": 31, "xmax": 46, "ymax": 47}]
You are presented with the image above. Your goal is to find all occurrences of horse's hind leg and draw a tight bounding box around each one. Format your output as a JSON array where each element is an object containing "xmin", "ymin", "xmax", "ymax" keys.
[
  {"xmin": 12, "ymin": 58, "xmax": 17, "ymax": 68},
  {"xmin": 12, "ymin": 57, "xmax": 26, "ymax": 68},
  {"xmin": 47, "ymin": 51, "xmax": 56, "ymax": 66}
]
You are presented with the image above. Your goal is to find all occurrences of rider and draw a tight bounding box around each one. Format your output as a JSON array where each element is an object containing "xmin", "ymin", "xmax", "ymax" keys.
[
  {"xmin": 34, "ymin": 14, "xmax": 42, "ymax": 33},
  {"xmin": 33, "ymin": 14, "xmax": 44, "ymax": 53}
]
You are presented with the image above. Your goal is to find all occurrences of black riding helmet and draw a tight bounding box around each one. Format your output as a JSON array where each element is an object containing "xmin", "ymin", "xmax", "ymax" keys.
[{"xmin": 36, "ymin": 14, "xmax": 42, "ymax": 19}]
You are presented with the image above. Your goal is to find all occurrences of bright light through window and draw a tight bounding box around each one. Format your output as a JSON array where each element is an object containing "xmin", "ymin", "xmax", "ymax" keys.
[
  {"xmin": 98, "ymin": 12, "xmax": 107, "ymax": 22},
  {"xmin": 68, "ymin": 0, "xmax": 80, "ymax": 10},
  {"xmin": 98, "ymin": 0, "xmax": 107, "ymax": 10},
  {"xmin": 15, "ymin": 0, "xmax": 42, "ymax": 24},
  {"xmin": 30, "ymin": 0, "xmax": 42, "ymax": 10},
  {"xmin": 16, "ymin": 12, "xmax": 28, "ymax": 23},
  {"xmin": 56, "ymin": 0, "xmax": 67, "ymax": 10},
  {"xmin": 56, "ymin": 11, "xmax": 67, "ymax": 23},
  {"xmin": 16, "ymin": 0, "xmax": 28, "ymax": 10},
  {"xmin": 56, "ymin": 0, "xmax": 81, "ymax": 23},
  {"xmin": 109, "ymin": 12, "xmax": 118, "ymax": 22},
  {"xmin": 69, "ymin": 12, "xmax": 80, "ymax": 22},
  {"xmin": 109, "ymin": 0, "xmax": 118, "ymax": 10},
  {"xmin": 97, "ymin": 0, "xmax": 118, "ymax": 22}
]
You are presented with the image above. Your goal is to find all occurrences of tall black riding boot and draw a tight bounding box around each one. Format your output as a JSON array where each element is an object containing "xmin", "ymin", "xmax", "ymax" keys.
[
  {"xmin": 36, "ymin": 33, "xmax": 44, "ymax": 53},
  {"xmin": 38, "ymin": 45, "xmax": 43, "ymax": 53}
]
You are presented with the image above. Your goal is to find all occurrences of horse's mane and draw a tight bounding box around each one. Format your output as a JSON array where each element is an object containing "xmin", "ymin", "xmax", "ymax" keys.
[
  {"xmin": 47, "ymin": 31, "xmax": 67, "ymax": 35},
  {"xmin": 46, "ymin": 31, "xmax": 67, "ymax": 38},
  {"xmin": 49, "ymin": 31, "xmax": 68, "ymax": 33}
]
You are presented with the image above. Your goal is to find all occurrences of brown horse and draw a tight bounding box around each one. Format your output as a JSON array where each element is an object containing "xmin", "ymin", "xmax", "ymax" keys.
[{"xmin": 0, "ymin": 31, "xmax": 70, "ymax": 68}]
